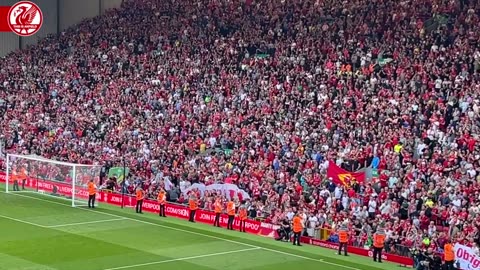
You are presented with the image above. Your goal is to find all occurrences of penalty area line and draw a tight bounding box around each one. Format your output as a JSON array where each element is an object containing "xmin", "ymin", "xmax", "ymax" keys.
[
  {"xmin": 46, "ymin": 218, "xmax": 126, "ymax": 228},
  {"xmin": 4, "ymin": 192, "xmax": 361, "ymax": 270},
  {"xmin": 102, "ymin": 247, "xmax": 261, "ymax": 270},
  {"xmin": 0, "ymin": 214, "xmax": 48, "ymax": 228}
]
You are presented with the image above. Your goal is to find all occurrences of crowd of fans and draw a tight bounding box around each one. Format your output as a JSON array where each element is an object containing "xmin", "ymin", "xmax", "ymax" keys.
[{"xmin": 1, "ymin": 0, "xmax": 480, "ymax": 259}]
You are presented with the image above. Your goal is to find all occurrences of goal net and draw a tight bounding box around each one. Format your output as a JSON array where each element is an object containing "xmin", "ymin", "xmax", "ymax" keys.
[{"xmin": 5, "ymin": 154, "xmax": 101, "ymax": 207}]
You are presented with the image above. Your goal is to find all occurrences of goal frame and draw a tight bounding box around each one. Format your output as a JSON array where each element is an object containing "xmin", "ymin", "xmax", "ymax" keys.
[{"xmin": 6, "ymin": 153, "xmax": 100, "ymax": 207}]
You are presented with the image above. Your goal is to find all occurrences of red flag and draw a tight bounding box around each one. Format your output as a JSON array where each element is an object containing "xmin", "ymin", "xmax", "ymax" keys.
[
  {"xmin": 0, "ymin": 6, "xmax": 10, "ymax": 32},
  {"xmin": 326, "ymin": 160, "xmax": 365, "ymax": 187}
]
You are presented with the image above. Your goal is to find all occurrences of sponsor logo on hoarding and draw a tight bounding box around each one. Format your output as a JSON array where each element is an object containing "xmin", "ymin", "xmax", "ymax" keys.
[{"xmin": 166, "ymin": 206, "xmax": 188, "ymax": 217}]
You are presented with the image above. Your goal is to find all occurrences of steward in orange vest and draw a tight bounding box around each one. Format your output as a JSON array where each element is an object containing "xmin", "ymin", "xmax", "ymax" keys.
[
  {"xmin": 292, "ymin": 212, "xmax": 304, "ymax": 246},
  {"xmin": 337, "ymin": 224, "xmax": 349, "ymax": 256},
  {"xmin": 157, "ymin": 188, "xmax": 166, "ymax": 217},
  {"xmin": 372, "ymin": 226, "xmax": 386, "ymax": 263},
  {"xmin": 444, "ymin": 240, "xmax": 455, "ymax": 270},
  {"xmin": 87, "ymin": 179, "xmax": 97, "ymax": 208},
  {"xmin": 188, "ymin": 194, "xmax": 198, "ymax": 222},
  {"xmin": 238, "ymin": 205, "xmax": 248, "ymax": 232},
  {"xmin": 226, "ymin": 200, "xmax": 236, "ymax": 230},
  {"xmin": 213, "ymin": 197, "xmax": 223, "ymax": 227},
  {"xmin": 12, "ymin": 167, "xmax": 20, "ymax": 191},
  {"xmin": 135, "ymin": 187, "xmax": 145, "ymax": 214},
  {"xmin": 19, "ymin": 167, "xmax": 27, "ymax": 190}
]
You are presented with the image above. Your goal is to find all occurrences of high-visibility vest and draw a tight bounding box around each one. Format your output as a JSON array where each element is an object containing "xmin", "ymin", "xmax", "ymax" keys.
[
  {"xmin": 136, "ymin": 190, "xmax": 144, "ymax": 200},
  {"xmin": 214, "ymin": 202, "xmax": 222, "ymax": 213},
  {"xmin": 239, "ymin": 209, "xmax": 248, "ymax": 220},
  {"xmin": 373, "ymin": 231, "xmax": 386, "ymax": 248},
  {"xmin": 157, "ymin": 191, "xmax": 166, "ymax": 205},
  {"xmin": 189, "ymin": 198, "xmax": 198, "ymax": 210},
  {"xmin": 227, "ymin": 201, "xmax": 235, "ymax": 216},
  {"xmin": 19, "ymin": 169, "xmax": 27, "ymax": 180},
  {"xmin": 88, "ymin": 182, "xmax": 96, "ymax": 195},
  {"xmin": 444, "ymin": 243, "xmax": 455, "ymax": 261},
  {"xmin": 338, "ymin": 229, "xmax": 348, "ymax": 243},
  {"xmin": 293, "ymin": 216, "xmax": 303, "ymax": 233}
]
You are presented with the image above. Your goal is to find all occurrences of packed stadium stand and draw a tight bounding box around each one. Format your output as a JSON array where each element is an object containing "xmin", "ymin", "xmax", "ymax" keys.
[{"xmin": 1, "ymin": 0, "xmax": 480, "ymax": 262}]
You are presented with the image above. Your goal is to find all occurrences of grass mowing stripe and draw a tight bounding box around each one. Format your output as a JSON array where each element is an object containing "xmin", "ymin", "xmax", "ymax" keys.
[
  {"xmin": 45, "ymin": 218, "xmax": 126, "ymax": 228},
  {"xmin": 103, "ymin": 247, "xmax": 261, "ymax": 270},
  {"xmin": 6, "ymin": 192, "xmax": 364, "ymax": 270}
]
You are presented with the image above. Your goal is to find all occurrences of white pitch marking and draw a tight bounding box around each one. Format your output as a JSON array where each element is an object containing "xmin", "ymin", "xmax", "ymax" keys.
[
  {"xmin": 103, "ymin": 247, "xmax": 261, "ymax": 270},
  {"xmin": 46, "ymin": 218, "xmax": 126, "ymax": 228},
  {"xmin": 0, "ymin": 214, "xmax": 47, "ymax": 228},
  {"xmin": 5, "ymin": 192, "xmax": 360, "ymax": 270}
]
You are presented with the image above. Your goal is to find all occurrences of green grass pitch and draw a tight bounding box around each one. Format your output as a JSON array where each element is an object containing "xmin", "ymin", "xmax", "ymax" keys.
[{"xmin": 0, "ymin": 190, "xmax": 407, "ymax": 270}]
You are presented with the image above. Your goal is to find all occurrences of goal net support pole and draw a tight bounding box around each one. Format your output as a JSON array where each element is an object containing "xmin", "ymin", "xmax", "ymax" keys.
[
  {"xmin": 72, "ymin": 165, "xmax": 76, "ymax": 208},
  {"xmin": 5, "ymin": 154, "xmax": 9, "ymax": 193}
]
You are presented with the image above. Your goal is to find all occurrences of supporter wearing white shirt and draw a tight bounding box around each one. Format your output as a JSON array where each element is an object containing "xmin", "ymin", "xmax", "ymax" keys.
[
  {"xmin": 326, "ymin": 195, "xmax": 333, "ymax": 208},
  {"xmin": 179, "ymin": 179, "xmax": 188, "ymax": 192},
  {"xmin": 416, "ymin": 142, "xmax": 426, "ymax": 154},
  {"xmin": 388, "ymin": 175, "xmax": 398, "ymax": 188},
  {"xmin": 208, "ymin": 136, "xmax": 216, "ymax": 147},
  {"xmin": 368, "ymin": 197, "xmax": 377, "ymax": 217},
  {"xmin": 435, "ymin": 78, "xmax": 442, "ymax": 89},
  {"xmin": 300, "ymin": 211, "xmax": 307, "ymax": 228},
  {"xmin": 334, "ymin": 186, "xmax": 343, "ymax": 199},
  {"xmin": 342, "ymin": 196, "xmax": 349, "ymax": 210},
  {"xmin": 467, "ymin": 168, "xmax": 477, "ymax": 178},
  {"xmin": 306, "ymin": 213, "xmax": 319, "ymax": 237},
  {"xmin": 320, "ymin": 160, "xmax": 329, "ymax": 171},
  {"xmin": 286, "ymin": 210, "xmax": 295, "ymax": 221},
  {"xmin": 319, "ymin": 188, "xmax": 330, "ymax": 198},
  {"xmin": 352, "ymin": 205, "xmax": 362, "ymax": 218},
  {"xmin": 452, "ymin": 196, "xmax": 462, "ymax": 209},
  {"xmin": 380, "ymin": 200, "xmax": 391, "ymax": 215}
]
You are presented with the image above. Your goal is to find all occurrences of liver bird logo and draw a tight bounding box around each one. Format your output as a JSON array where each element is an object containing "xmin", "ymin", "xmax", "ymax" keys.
[
  {"xmin": 338, "ymin": 173, "xmax": 354, "ymax": 188},
  {"xmin": 7, "ymin": 1, "xmax": 43, "ymax": 37},
  {"xmin": 13, "ymin": 5, "xmax": 38, "ymax": 26}
]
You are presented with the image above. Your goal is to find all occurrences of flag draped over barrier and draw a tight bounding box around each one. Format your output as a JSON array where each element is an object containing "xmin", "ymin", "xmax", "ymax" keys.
[
  {"xmin": 182, "ymin": 183, "xmax": 250, "ymax": 201},
  {"xmin": 327, "ymin": 161, "xmax": 366, "ymax": 187}
]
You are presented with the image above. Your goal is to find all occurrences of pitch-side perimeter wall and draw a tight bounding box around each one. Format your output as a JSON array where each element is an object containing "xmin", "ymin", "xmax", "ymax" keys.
[{"xmin": 0, "ymin": 171, "xmax": 413, "ymax": 266}]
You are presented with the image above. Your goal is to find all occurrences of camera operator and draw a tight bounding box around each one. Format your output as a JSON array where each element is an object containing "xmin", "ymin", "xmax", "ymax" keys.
[
  {"xmin": 415, "ymin": 247, "xmax": 436, "ymax": 270},
  {"xmin": 275, "ymin": 218, "xmax": 291, "ymax": 242}
]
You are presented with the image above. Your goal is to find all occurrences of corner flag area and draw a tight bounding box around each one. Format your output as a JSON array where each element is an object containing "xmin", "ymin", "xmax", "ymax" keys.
[{"xmin": 0, "ymin": 190, "xmax": 405, "ymax": 270}]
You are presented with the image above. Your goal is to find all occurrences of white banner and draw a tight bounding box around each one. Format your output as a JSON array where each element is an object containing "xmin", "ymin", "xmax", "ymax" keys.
[
  {"xmin": 454, "ymin": 243, "xmax": 480, "ymax": 270},
  {"xmin": 182, "ymin": 183, "xmax": 250, "ymax": 201}
]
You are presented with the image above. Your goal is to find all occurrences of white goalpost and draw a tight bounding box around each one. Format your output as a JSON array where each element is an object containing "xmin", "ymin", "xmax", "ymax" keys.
[{"xmin": 5, "ymin": 154, "xmax": 102, "ymax": 207}]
